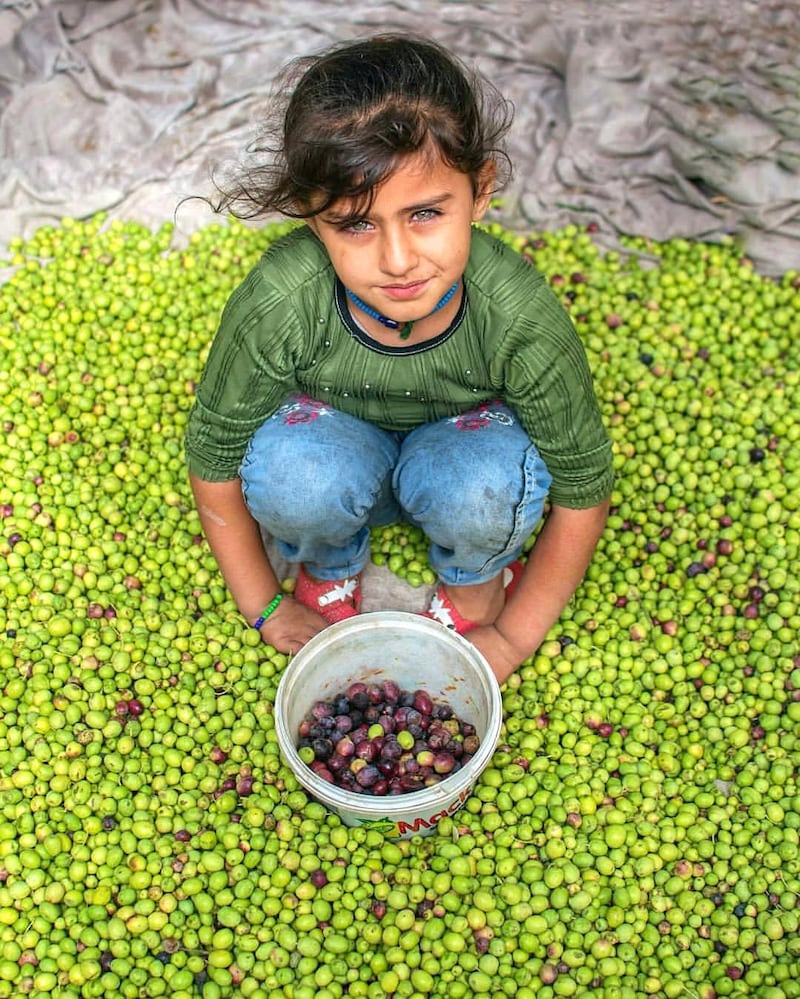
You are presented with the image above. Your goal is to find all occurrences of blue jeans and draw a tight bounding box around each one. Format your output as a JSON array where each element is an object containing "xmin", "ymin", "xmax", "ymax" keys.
[{"xmin": 240, "ymin": 395, "xmax": 552, "ymax": 586}]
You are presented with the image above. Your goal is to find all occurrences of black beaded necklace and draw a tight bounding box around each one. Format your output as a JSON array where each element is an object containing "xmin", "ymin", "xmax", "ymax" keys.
[{"xmin": 345, "ymin": 281, "xmax": 460, "ymax": 340}]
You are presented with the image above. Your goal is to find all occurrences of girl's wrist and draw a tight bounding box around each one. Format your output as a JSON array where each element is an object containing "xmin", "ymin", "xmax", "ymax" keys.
[{"xmin": 252, "ymin": 592, "xmax": 285, "ymax": 629}]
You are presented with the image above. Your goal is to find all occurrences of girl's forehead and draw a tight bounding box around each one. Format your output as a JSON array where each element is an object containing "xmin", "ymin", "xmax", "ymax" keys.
[{"xmin": 331, "ymin": 152, "xmax": 470, "ymax": 211}]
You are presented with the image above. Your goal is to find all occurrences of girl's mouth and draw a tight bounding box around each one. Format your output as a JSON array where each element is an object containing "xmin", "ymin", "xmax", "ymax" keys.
[{"xmin": 381, "ymin": 280, "xmax": 429, "ymax": 301}]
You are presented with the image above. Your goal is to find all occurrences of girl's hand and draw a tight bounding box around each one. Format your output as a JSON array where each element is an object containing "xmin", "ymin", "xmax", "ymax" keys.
[
  {"xmin": 465, "ymin": 625, "xmax": 527, "ymax": 687},
  {"xmin": 257, "ymin": 596, "xmax": 329, "ymax": 655}
]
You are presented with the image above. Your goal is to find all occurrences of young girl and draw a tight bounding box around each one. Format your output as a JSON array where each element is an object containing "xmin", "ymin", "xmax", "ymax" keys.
[{"xmin": 186, "ymin": 34, "xmax": 613, "ymax": 685}]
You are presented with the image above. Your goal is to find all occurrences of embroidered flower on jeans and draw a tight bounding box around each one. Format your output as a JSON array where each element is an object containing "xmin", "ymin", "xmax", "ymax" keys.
[
  {"xmin": 454, "ymin": 414, "xmax": 491, "ymax": 430},
  {"xmin": 450, "ymin": 399, "xmax": 511, "ymax": 431},
  {"xmin": 284, "ymin": 410, "xmax": 320, "ymax": 424},
  {"xmin": 277, "ymin": 394, "xmax": 333, "ymax": 425}
]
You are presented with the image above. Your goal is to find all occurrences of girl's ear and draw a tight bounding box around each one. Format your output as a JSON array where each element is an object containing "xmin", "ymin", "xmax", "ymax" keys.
[{"xmin": 471, "ymin": 160, "xmax": 497, "ymax": 222}]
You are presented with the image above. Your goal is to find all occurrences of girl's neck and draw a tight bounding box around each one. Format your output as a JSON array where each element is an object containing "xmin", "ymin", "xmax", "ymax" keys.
[{"xmin": 345, "ymin": 280, "xmax": 463, "ymax": 345}]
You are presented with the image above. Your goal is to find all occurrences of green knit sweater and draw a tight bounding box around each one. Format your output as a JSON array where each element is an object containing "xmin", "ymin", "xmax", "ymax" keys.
[{"xmin": 185, "ymin": 225, "xmax": 613, "ymax": 509}]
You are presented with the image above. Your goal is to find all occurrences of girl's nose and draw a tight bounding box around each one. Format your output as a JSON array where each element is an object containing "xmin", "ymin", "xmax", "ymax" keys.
[{"xmin": 379, "ymin": 228, "xmax": 417, "ymax": 275}]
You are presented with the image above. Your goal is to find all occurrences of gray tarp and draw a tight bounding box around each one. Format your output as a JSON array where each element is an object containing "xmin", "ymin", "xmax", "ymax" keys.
[{"xmin": 1, "ymin": 0, "xmax": 799, "ymax": 275}]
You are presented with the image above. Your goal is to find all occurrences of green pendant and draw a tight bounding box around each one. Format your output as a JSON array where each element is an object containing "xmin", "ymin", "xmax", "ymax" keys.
[{"xmin": 398, "ymin": 321, "xmax": 414, "ymax": 341}]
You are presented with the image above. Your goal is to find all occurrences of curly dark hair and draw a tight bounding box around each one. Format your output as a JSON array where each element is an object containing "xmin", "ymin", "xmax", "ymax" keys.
[{"xmin": 212, "ymin": 34, "xmax": 514, "ymax": 220}]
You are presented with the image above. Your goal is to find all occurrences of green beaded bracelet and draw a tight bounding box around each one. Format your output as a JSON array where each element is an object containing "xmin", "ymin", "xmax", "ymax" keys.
[{"xmin": 252, "ymin": 593, "xmax": 284, "ymax": 630}]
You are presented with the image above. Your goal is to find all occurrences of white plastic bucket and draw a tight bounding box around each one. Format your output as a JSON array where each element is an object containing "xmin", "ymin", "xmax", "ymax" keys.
[{"xmin": 275, "ymin": 611, "xmax": 502, "ymax": 838}]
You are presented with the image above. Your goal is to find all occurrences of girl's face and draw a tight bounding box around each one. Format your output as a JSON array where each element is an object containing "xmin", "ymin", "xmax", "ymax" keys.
[{"xmin": 308, "ymin": 151, "xmax": 494, "ymax": 334}]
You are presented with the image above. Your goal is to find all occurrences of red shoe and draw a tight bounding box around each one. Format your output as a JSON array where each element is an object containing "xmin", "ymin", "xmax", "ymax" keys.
[
  {"xmin": 294, "ymin": 565, "xmax": 362, "ymax": 624},
  {"xmin": 424, "ymin": 560, "xmax": 524, "ymax": 635}
]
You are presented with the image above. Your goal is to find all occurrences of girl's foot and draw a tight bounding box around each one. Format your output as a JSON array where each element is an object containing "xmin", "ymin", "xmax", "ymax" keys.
[
  {"xmin": 294, "ymin": 564, "xmax": 362, "ymax": 624},
  {"xmin": 424, "ymin": 561, "xmax": 523, "ymax": 635}
]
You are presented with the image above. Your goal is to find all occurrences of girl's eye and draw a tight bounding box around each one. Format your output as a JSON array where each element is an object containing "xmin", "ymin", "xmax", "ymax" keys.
[
  {"xmin": 339, "ymin": 219, "xmax": 372, "ymax": 233},
  {"xmin": 413, "ymin": 208, "xmax": 441, "ymax": 222}
]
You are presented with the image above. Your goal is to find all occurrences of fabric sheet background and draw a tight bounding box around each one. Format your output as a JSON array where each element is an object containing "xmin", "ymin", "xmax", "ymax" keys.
[{"xmin": 1, "ymin": 0, "xmax": 799, "ymax": 276}]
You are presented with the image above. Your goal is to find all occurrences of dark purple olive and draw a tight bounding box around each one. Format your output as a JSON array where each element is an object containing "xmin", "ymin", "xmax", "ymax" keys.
[
  {"xmin": 236, "ymin": 774, "xmax": 255, "ymax": 796},
  {"xmin": 311, "ymin": 738, "xmax": 333, "ymax": 761},
  {"xmin": 355, "ymin": 764, "xmax": 381, "ymax": 788},
  {"xmin": 307, "ymin": 719, "xmax": 334, "ymax": 739},
  {"xmin": 427, "ymin": 729, "xmax": 449, "ymax": 751},
  {"xmin": 351, "ymin": 725, "xmax": 369, "ymax": 744},
  {"xmin": 380, "ymin": 740, "xmax": 402, "ymax": 763},
  {"xmin": 393, "ymin": 707, "xmax": 410, "ymax": 727},
  {"xmin": 382, "ymin": 680, "xmax": 401, "ymax": 703},
  {"xmin": 366, "ymin": 683, "xmax": 384, "ymax": 704},
  {"xmin": 413, "ymin": 690, "xmax": 433, "ymax": 715},
  {"xmin": 332, "ymin": 695, "xmax": 350, "ymax": 715},
  {"xmin": 354, "ymin": 740, "xmax": 377, "ymax": 762},
  {"xmin": 350, "ymin": 691, "xmax": 370, "ymax": 711}
]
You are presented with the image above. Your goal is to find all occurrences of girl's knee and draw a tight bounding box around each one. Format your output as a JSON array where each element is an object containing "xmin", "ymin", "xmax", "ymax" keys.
[
  {"xmin": 241, "ymin": 418, "xmax": 399, "ymax": 534},
  {"xmin": 396, "ymin": 441, "xmax": 551, "ymax": 550},
  {"xmin": 402, "ymin": 467, "xmax": 521, "ymax": 539}
]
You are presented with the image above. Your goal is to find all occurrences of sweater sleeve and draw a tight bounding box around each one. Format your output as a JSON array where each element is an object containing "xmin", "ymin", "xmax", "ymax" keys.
[
  {"xmin": 184, "ymin": 264, "xmax": 300, "ymax": 481},
  {"xmin": 493, "ymin": 280, "xmax": 614, "ymax": 509}
]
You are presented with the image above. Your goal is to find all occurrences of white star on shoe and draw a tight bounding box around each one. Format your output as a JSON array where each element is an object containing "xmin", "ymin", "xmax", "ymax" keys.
[
  {"xmin": 427, "ymin": 591, "xmax": 456, "ymax": 628},
  {"xmin": 318, "ymin": 577, "xmax": 359, "ymax": 607}
]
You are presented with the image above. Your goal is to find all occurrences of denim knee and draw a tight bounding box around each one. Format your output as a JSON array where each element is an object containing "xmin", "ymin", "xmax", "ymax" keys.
[
  {"xmin": 393, "ymin": 404, "xmax": 552, "ymax": 583},
  {"xmin": 243, "ymin": 444, "xmax": 360, "ymax": 537},
  {"xmin": 239, "ymin": 398, "xmax": 401, "ymax": 558}
]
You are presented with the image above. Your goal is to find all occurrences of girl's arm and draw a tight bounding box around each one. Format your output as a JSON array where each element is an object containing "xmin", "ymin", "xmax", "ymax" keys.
[
  {"xmin": 189, "ymin": 474, "xmax": 328, "ymax": 653},
  {"xmin": 467, "ymin": 499, "xmax": 610, "ymax": 685}
]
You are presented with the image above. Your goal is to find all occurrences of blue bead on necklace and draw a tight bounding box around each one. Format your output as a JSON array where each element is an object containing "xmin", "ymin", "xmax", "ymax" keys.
[{"xmin": 346, "ymin": 281, "xmax": 460, "ymax": 341}]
